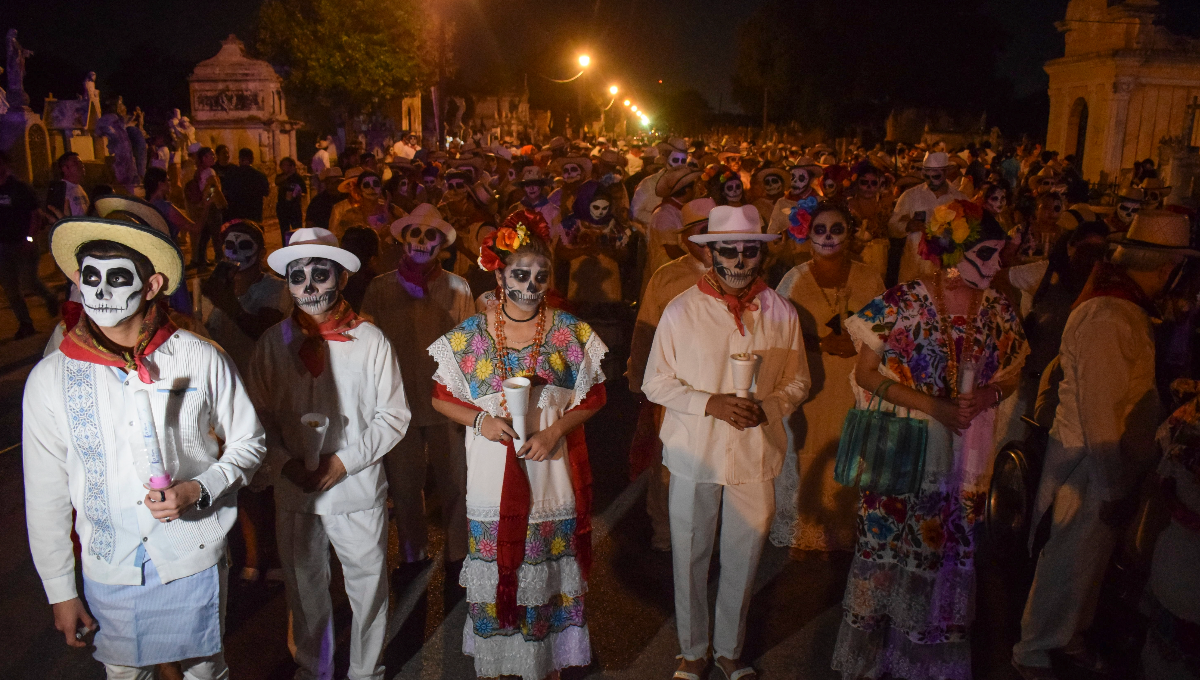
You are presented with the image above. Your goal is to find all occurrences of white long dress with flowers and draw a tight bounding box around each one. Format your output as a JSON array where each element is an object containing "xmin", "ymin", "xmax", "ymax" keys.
[{"xmin": 428, "ymin": 309, "xmax": 607, "ymax": 680}]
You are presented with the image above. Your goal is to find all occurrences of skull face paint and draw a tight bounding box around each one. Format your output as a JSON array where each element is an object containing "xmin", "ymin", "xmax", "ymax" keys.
[
  {"xmin": 561, "ymin": 163, "xmax": 582, "ymax": 183},
  {"xmin": 667, "ymin": 152, "xmax": 688, "ymax": 169},
  {"xmin": 400, "ymin": 225, "xmax": 445, "ymax": 265},
  {"xmin": 763, "ymin": 174, "xmax": 783, "ymax": 197},
  {"xmin": 358, "ymin": 175, "xmax": 383, "ymax": 201},
  {"xmin": 1117, "ymin": 200, "xmax": 1141, "ymax": 225},
  {"xmin": 790, "ymin": 168, "xmax": 811, "ymax": 194},
  {"xmin": 709, "ymin": 240, "xmax": 764, "ymax": 290},
  {"xmin": 524, "ymin": 183, "xmax": 543, "ymax": 201},
  {"xmin": 589, "ymin": 198, "xmax": 611, "ymax": 222},
  {"xmin": 223, "ymin": 232, "xmax": 260, "ymax": 271},
  {"xmin": 722, "ymin": 178, "xmax": 744, "ymax": 204},
  {"xmin": 985, "ymin": 190, "xmax": 1007, "ymax": 215},
  {"xmin": 287, "ymin": 257, "xmax": 341, "ymax": 316},
  {"xmin": 810, "ymin": 212, "xmax": 850, "ymax": 257},
  {"xmin": 923, "ymin": 170, "xmax": 946, "ymax": 190},
  {"xmin": 955, "ymin": 239, "xmax": 1006, "ymax": 290},
  {"xmin": 79, "ymin": 256, "xmax": 145, "ymax": 327},
  {"xmin": 497, "ymin": 253, "xmax": 551, "ymax": 313}
]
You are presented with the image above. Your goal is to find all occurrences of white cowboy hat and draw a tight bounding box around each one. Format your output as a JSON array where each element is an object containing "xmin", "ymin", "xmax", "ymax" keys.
[
  {"xmin": 267, "ymin": 227, "xmax": 361, "ymax": 275},
  {"xmin": 688, "ymin": 205, "xmax": 779, "ymax": 244},
  {"xmin": 390, "ymin": 204, "xmax": 456, "ymax": 245},
  {"xmin": 51, "ymin": 214, "xmax": 185, "ymax": 295},
  {"xmin": 1111, "ymin": 210, "xmax": 1200, "ymax": 257}
]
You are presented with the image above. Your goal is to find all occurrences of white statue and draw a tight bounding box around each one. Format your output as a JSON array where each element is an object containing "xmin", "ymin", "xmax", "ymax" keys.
[
  {"xmin": 180, "ymin": 115, "xmax": 197, "ymax": 145},
  {"xmin": 6, "ymin": 30, "xmax": 31, "ymax": 110},
  {"xmin": 95, "ymin": 113, "xmax": 138, "ymax": 191},
  {"xmin": 84, "ymin": 71, "xmax": 99, "ymax": 106}
]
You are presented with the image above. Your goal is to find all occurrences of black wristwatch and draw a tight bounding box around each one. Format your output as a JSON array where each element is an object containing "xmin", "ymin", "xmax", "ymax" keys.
[{"xmin": 194, "ymin": 481, "xmax": 212, "ymax": 511}]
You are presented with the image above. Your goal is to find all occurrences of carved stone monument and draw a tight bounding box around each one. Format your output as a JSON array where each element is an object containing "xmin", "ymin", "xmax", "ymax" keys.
[
  {"xmin": 1, "ymin": 30, "xmax": 52, "ymax": 185},
  {"xmin": 187, "ymin": 35, "xmax": 301, "ymax": 165}
]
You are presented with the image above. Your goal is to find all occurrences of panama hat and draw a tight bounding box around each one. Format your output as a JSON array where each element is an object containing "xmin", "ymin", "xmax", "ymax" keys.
[
  {"xmin": 94, "ymin": 195, "xmax": 171, "ymax": 236},
  {"xmin": 51, "ymin": 214, "xmax": 185, "ymax": 295},
  {"xmin": 267, "ymin": 227, "xmax": 361, "ymax": 275},
  {"xmin": 919, "ymin": 151, "xmax": 953, "ymax": 170},
  {"xmin": 390, "ymin": 204, "xmax": 455, "ymax": 245},
  {"xmin": 1111, "ymin": 210, "xmax": 1200, "ymax": 257},
  {"xmin": 678, "ymin": 197, "xmax": 717, "ymax": 232},
  {"xmin": 656, "ymin": 167, "xmax": 702, "ymax": 198},
  {"xmin": 1058, "ymin": 203, "xmax": 1098, "ymax": 232},
  {"xmin": 688, "ymin": 205, "xmax": 779, "ymax": 244}
]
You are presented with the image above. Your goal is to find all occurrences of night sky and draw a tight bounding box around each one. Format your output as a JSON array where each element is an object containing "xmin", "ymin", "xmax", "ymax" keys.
[{"xmin": 4, "ymin": 0, "xmax": 1198, "ymax": 130}]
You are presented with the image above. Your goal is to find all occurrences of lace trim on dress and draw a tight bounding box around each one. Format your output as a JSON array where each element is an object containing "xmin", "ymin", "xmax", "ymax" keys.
[
  {"xmin": 840, "ymin": 556, "xmax": 975, "ymax": 643},
  {"xmin": 459, "ymin": 556, "xmax": 586, "ymax": 605},
  {"xmin": 463, "ymin": 617, "xmax": 592, "ymax": 680},
  {"xmin": 831, "ymin": 617, "xmax": 971, "ymax": 680},
  {"xmin": 467, "ymin": 503, "xmax": 578, "ymax": 523}
]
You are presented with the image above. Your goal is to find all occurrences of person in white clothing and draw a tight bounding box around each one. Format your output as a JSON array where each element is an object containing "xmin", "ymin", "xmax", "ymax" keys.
[
  {"xmin": 631, "ymin": 137, "xmax": 689, "ymax": 227},
  {"xmin": 361, "ymin": 204, "xmax": 474, "ymax": 581},
  {"xmin": 248, "ymin": 227, "xmax": 411, "ymax": 680},
  {"xmin": 644, "ymin": 166, "xmax": 701, "ymax": 295},
  {"xmin": 311, "ymin": 138, "xmax": 333, "ymax": 192},
  {"xmin": 627, "ymin": 198, "xmax": 714, "ymax": 551},
  {"xmin": 644, "ymin": 205, "xmax": 810, "ymax": 680},
  {"xmin": 25, "ymin": 212, "xmax": 267, "ymax": 679},
  {"xmin": 887, "ymin": 151, "xmax": 966, "ymax": 285},
  {"xmin": 1012, "ymin": 212, "xmax": 1195, "ymax": 680}
]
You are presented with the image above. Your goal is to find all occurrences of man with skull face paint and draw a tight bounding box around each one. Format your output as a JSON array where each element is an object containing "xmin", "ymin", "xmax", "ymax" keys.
[
  {"xmin": 888, "ymin": 151, "xmax": 966, "ymax": 286},
  {"xmin": 632, "ymin": 137, "xmax": 690, "ymax": 227},
  {"xmin": 766, "ymin": 156, "xmax": 822, "ymax": 236},
  {"xmin": 644, "ymin": 205, "xmax": 810, "ymax": 680},
  {"xmin": 548, "ymin": 153, "xmax": 592, "ymax": 220},
  {"xmin": 846, "ymin": 161, "xmax": 895, "ymax": 278},
  {"xmin": 26, "ymin": 213, "xmax": 266, "ymax": 679},
  {"xmin": 329, "ymin": 169, "xmax": 405, "ymax": 241},
  {"xmin": 751, "ymin": 167, "xmax": 788, "ymax": 227},
  {"xmin": 645, "ymin": 166, "xmax": 702, "ymax": 295},
  {"xmin": 1107, "ymin": 186, "xmax": 1146, "ymax": 236},
  {"xmin": 249, "ymin": 227, "xmax": 410, "ymax": 680},
  {"xmin": 507, "ymin": 165, "xmax": 561, "ymax": 242},
  {"xmin": 428, "ymin": 212, "xmax": 608, "ymax": 680},
  {"xmin": 360, "ymin": 204, "xmax": 474, "ymax": 579}
]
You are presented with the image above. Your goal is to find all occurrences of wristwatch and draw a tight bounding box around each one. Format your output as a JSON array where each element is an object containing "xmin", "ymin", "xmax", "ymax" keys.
[{"xmin": 194, "ymin": 481, "xmax": 212, "ymax": 512}]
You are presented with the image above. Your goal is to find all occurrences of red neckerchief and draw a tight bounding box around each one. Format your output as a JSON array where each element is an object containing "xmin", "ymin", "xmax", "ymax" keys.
[
  {"xmin": 1073, "ymin": 260, "xmax": 1156, "ymax": 316},
  {"xmin": 59, "ymin": 300, "xmax": 178, "ymax": 384},
  {"xmin": 431, "ymin": 375, "xmax": 607, "ymax": 628},
  {"xmin": 292, "ymin": 298, "xmax": 364, "ymax": 377},
  {"xmin": 395, "ymin": 258, "xmax": 442, "ymax": 298},
  {"xmin": 697, "ymin": 272, "xmax": 769, "ymax": 336}
]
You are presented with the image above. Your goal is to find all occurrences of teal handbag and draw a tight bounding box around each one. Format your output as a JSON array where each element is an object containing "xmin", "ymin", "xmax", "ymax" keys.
[{"xmin": 834, "ymin": 379, "xmax": 928, "ymax": 496}]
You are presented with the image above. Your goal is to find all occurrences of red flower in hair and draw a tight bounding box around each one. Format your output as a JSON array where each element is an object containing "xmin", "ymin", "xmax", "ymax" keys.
[
  {"xmin": 501, "ymin": 209, "xmax": 550, "ymax": 242},
  {"xmin": 477, "ymin": 232, "xmax": 504, "ymax": 272}
]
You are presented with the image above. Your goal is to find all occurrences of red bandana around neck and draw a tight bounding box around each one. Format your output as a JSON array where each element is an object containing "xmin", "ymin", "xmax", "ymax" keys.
[
  {"xmin": 1073, "ymin": 260, "xmax": 1156, "ymax": 316},
  {"xmin": 698, "ymin": 272, "xmax": 769, "ymax": 336},
  {"xmin": 59, "ymin": 300, "xmax": 178, "ymax": 384},
  {"xmin": 396, "ymin": 258, "xmax": 443, "ymax": 298},
  {"xmin": 292, "ymin": 298, "xmax": 364, "ymax": 377}
]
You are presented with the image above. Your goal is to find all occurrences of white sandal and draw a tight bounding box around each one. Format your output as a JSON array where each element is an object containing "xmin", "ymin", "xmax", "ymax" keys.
[
  {"xmin": 673, "ymin": 654, "xmax": 709, "ymax": 680},
  {"xmin": 716, "ymin": 661, "xmax": 757, "ymax": 680}
]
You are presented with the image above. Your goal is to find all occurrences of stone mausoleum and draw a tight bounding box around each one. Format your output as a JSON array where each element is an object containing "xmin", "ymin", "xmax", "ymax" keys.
[
  {"xmin": 1045, "ymin": 0, "xmax": 1200, "ymax": 186},
  {"xmin": 187, "ymin": 35, "xmax": 301, "ymax": 166}
]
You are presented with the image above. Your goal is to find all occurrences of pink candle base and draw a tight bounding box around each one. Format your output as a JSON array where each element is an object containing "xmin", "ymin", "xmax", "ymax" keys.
[{"xmin": 149, "ymin": 474, "xmax": 173, "ymax": 490}]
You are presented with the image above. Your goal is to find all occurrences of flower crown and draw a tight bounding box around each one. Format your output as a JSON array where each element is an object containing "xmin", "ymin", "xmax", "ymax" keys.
[
  {"xmin": 478, "ymin": 209, "xmax": 551, "ymax": 272},
  {"xmin": 785, "ymin": 195, "xmax": 820, "ymax": 243},
  {"xmin": 918, "ymin": 199, "xmax": 985, "ymax": 267}
]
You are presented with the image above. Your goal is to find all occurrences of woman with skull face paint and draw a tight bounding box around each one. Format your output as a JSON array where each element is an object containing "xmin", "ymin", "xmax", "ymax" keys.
[
  {"xmin": 709, "ymin": 166, "xmax": 748, "ymax": 208},
  {"xmin": 770, "ymin": 204, "xmax": 885, "ymax": 554},
  {"xmin": 328, "ymin": 169, "xmax": 405, "ymax": 242},
  {"xmin": 832, "ymin": 203, "xmax": 1027, "ymax": 680},
  {"xmin": 847, "ymin": 162, "xmax": 896, "ymax": 279},
  {"xmin": 557, "ymin": 181, "xmax": 631, "ymax": 305},
  {"xmin": 249, "ymin": 227, "xmax": 410, "ymax": 680},
  {"xmin": 751, "ymin": 167, "xmax": 788, "ymax": 226},
  {"xmin": 428, "ymin": 212, "xmax": 608, "ymax": 680},
  {"xmin": 27, "ymin": 214, "xmax": 267, "ymax": 678}
]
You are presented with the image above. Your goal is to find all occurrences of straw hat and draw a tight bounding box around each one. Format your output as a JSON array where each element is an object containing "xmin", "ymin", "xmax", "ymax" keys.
[
  {"xmin": 1110, "ymin": 210, "xmax": 1200, "ymax": 257},
  {"xmin": 51, "ymin": 214, "xmax": 185, "ymax": 295},
  {"xmin": 390, "ymin": 203, "xmax": 455, "ymax": 245},
  {"xmin": 337, "ymin": 167, "xmax": 365, "ymax": 193},
  {"xmin": 753, "ymin": 167, "xmax": 788, "ymax": 185},
  {"xmin": 656, "ymin": 137, "xmax": 688, "ymax": 157},
  {"xmin": 515, "ymin": 165, "xmax": 553, "ymax": 186},
  {"xmin": 688, "ymin": 205, "xmax": 778, "ymax": 243},
  {"xmin": 655, "ymin": 167, "xmax": 702, "ymax": 198},
  {"xmin": 598, "ymin": 149, "xmax": 627, "ymax": 167},
  {"xmin": 1058, "ymin": 203, "xmax": 1098, "ymax": 232},
  {"xmin": 266, "ymin": 227, "xmax": 361, "ymax": 275},
  {"xmin": 678, "ymin": 197, "xmax": 717, "ymax": 231},
  {"xmin": 1140, "ymin": 177, "xmax": 1173, "ymax": 195},
  {"xmin": 94, "ymin": 195, "xmax": 171, "ymax": 236},
  {"xmin": 919, "ymin": 151, "xmax": 953, "ymax": 170},
  {"xmin": 786, "ymin": 157, "xmax": 823, "ymax": 176},
  {"xmin": 1115, "ymin": 186, "xmax": 1146, "ymax": 203},
  {"xmin": 551, "ymin": 155, "xmax": 593, "ymax": 178}
]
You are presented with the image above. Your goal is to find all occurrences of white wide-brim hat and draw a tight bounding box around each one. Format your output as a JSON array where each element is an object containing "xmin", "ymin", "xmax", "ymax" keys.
[
  {"xmin": 390, "ymin": 203, "xmax": 456, "ymax": 245},
  {"xmin": 267, "ymin": 227, "xmax": 361, "ymax": 275},
  {"xmin": 920, "ymin": 151, "xmax": 952, "ymax": 170},
  {"xmin": 689, "ymin": 205, "xmax": 779, "ymax": 244}
]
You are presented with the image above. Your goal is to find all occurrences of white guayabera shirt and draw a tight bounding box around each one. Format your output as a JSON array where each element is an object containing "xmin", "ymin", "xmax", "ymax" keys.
[{"xmin": 23, "ymin": 330, "xmax": 267, "ymax": 604}]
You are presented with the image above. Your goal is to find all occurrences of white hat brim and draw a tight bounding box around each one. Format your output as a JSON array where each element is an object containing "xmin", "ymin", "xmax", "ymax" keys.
[
  {"xmin": 267, "ymin": 244, "xmax": 361, "ymax": 275},
  {"xmin": 689, "ymin": 232, "xmax": 780, "ymax": 244}
]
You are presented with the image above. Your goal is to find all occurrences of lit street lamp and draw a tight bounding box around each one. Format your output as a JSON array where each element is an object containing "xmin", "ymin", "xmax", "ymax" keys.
[
  {"xmin": 631, "ymin": 105, "xmax": 638, "ymax": 112},
  {"xmin": 623, "ymin": 99, "xmax": 630, "ymax": 106},
  {"xmin": 609, "ymin": 85, "xmax": 619, "ymax": 95},
  {"xmin": 578, "ymin": 54, "xmax": 591, "ymax": 68}
]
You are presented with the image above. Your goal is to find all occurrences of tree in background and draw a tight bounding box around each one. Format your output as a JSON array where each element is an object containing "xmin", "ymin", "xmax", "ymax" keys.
[{"xmin": 256, "ymin": 0, "xmax": 433, "ymax": 120}]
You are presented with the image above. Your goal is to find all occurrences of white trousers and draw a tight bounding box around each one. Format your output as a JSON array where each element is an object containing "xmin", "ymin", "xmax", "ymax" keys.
[
  {"xmin": 669, "ymin": 475, "xmax": 774, "ymax": 661},
  {"xmin": 105, "ymin": 654, "xmax": 228, "ymax": 680},
  {"xmin": 386, "ymin": 422, "xmax": 468, "ymax": 562},
  {"xmin": 1013, "ymin": 458, "xmax": 1114, "ymax": 668},
  {"xmin": 277, "ymin": 507, "xmax": 390, "ymax": 680}
]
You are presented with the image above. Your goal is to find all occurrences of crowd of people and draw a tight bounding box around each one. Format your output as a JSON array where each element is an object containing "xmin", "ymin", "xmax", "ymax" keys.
[{"xmin": 4, "ymin": 124, "xmax": 1199, "ymax": 680}]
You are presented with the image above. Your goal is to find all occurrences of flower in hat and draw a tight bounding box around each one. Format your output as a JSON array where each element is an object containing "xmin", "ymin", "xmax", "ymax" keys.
[
  {"xmin": 786, "ymin": 196, "xmax": 820, "ymax": 243},
  {"xmin": 919, "ymin": 199, "xmax": 985, "ymax": 267}
]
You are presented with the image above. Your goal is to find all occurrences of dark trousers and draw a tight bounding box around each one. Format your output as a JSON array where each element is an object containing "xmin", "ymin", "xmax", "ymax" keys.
[
  {"xmin": 191, "ymin": 208, "xmax": 224, "ymax": 265},
  {"xmin": 277, "ymin": 204, "xmax": 303, "ymax": 245},
  {"xmin": 0, "ymin": 241, "xmax": 56, "ymax": 327}
]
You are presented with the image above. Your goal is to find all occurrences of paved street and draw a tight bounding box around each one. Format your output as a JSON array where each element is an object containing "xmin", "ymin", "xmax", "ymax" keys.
[{"xmin": 0, "ymin": 226, "xmax": 1064, "ymax": 680}]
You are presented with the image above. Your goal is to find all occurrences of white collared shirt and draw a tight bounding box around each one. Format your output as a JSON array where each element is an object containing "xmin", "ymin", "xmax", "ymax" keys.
[
  {"xmin": 247, "ymin": 318, "xmax": 410, "ymax": 515},
  {"xmin": 887, "ymin": 182, "xmax": 966, "ymax": 238},
  {"xmin": 643, "ymin": 285, "xmax": 811, "ymax": 485},
  {"xmin": 23, "ymin": 330, "xmax": 266, "ymax": 604},
  {"xmin": 65, "ymin": 180, "xmax": 90, "ymax": 217}
]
